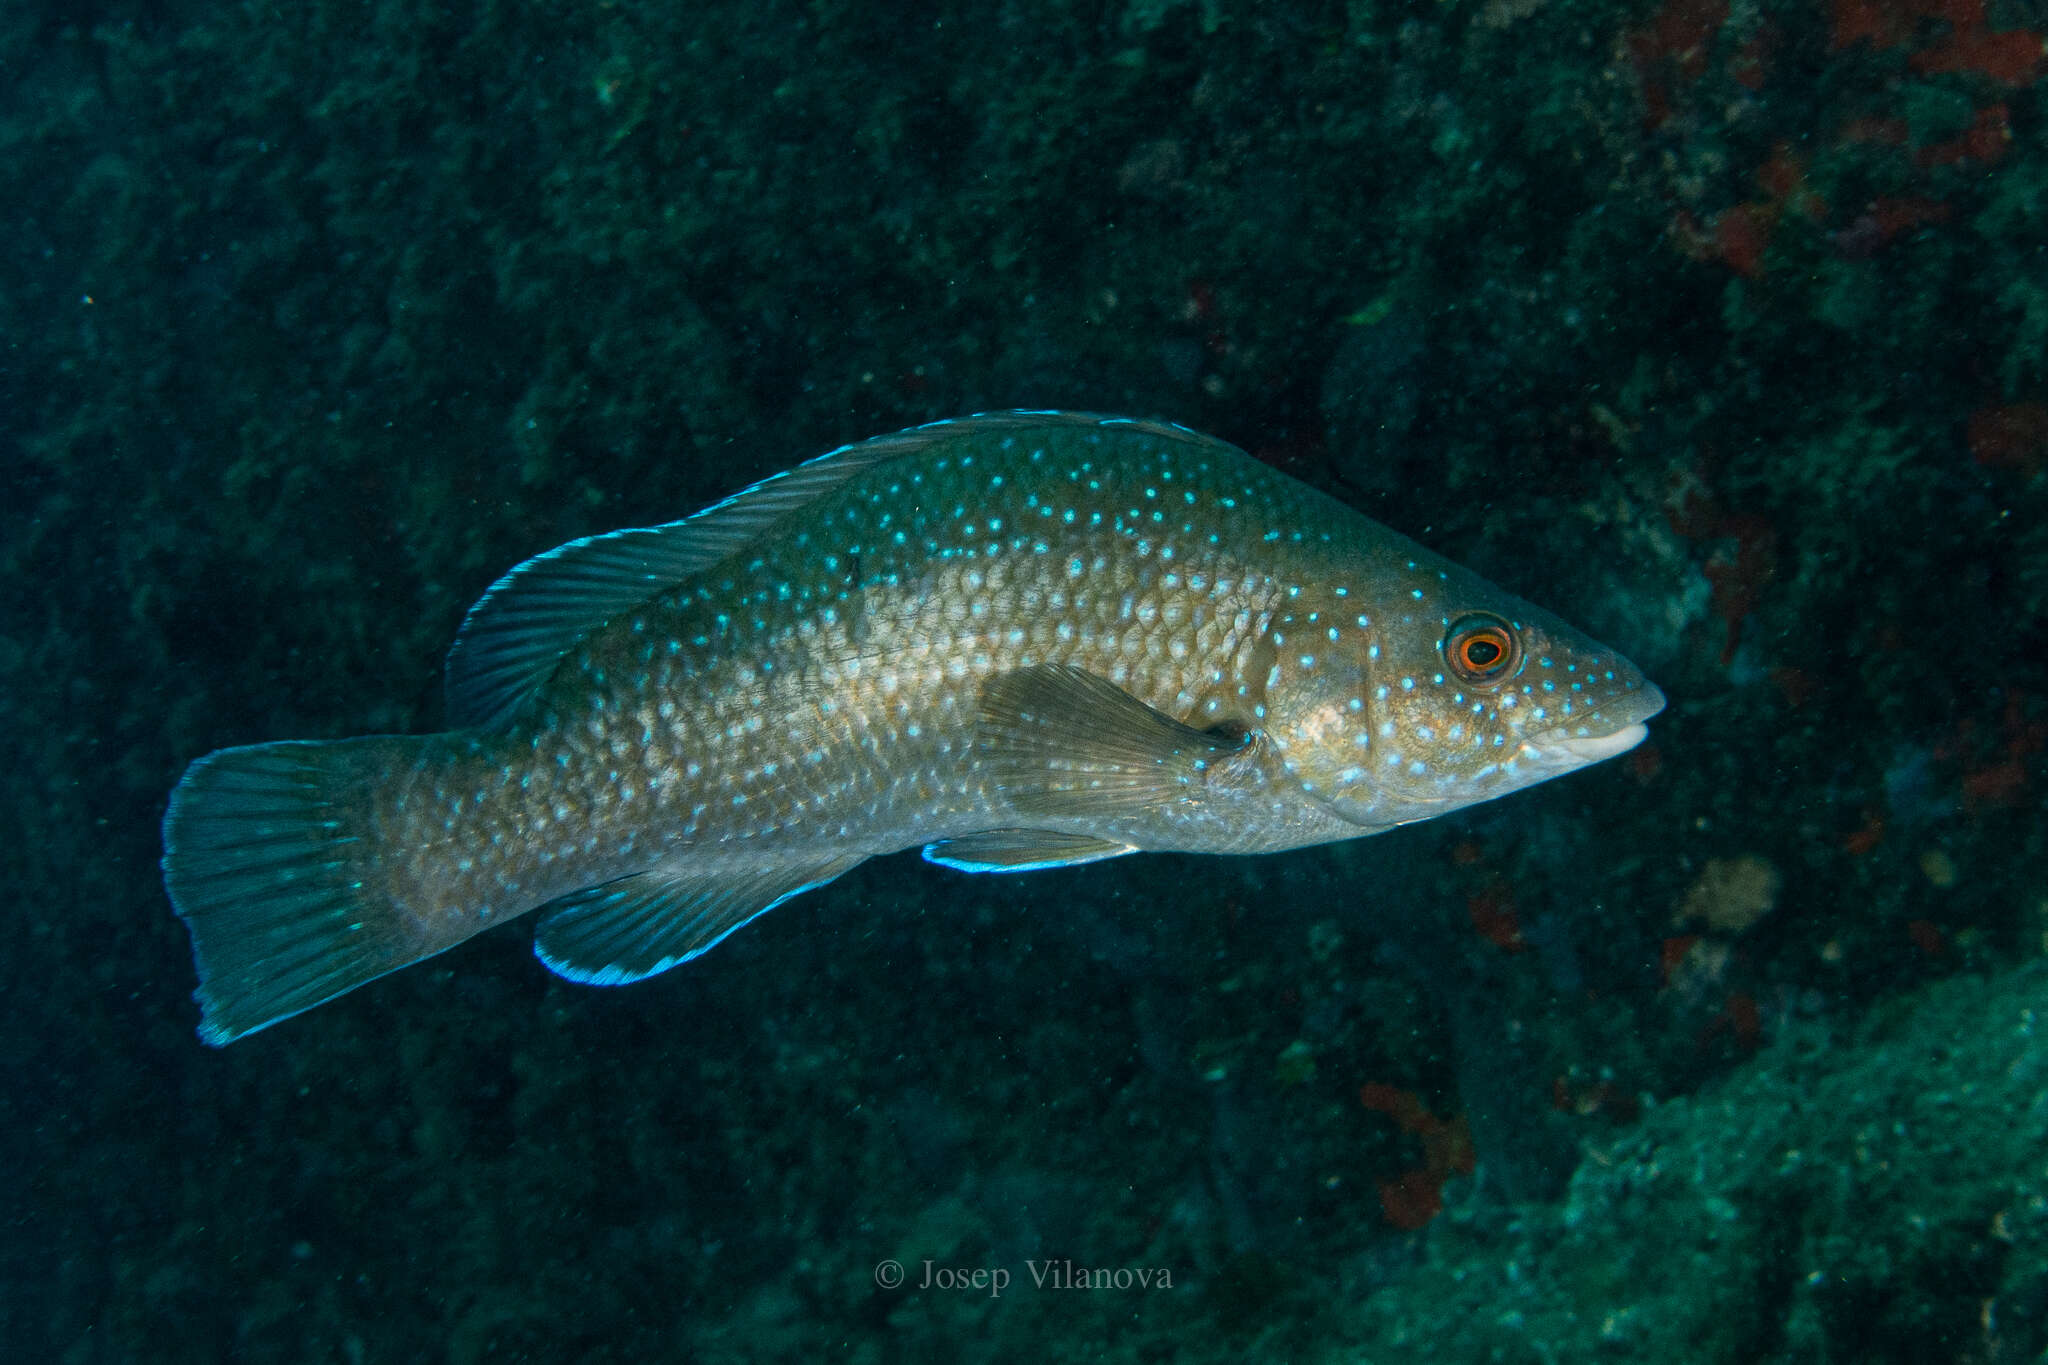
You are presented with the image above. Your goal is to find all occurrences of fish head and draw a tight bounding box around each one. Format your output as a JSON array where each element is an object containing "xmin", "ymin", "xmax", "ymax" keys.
[{"xmin": 1254, "ymin": 564, "xmax": 1665, "ymax": 830}]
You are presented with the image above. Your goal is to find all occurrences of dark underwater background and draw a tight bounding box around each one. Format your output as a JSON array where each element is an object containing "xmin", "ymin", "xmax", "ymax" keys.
[{"xmin": 5, "ymin": 0, "xmax": 2047, "ymax": 1359}]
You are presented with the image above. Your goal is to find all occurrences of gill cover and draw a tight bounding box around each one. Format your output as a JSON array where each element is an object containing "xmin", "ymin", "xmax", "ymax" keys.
[{"xmin": 1254, "ymin": 603, "xmax": 1390, "ymax": 826}]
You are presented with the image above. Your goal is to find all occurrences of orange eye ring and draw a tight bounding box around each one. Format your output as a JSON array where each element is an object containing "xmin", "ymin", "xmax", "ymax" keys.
[{"xmin": 1443, "ymin": 614, "xmax": 1522, "ymax": 686}]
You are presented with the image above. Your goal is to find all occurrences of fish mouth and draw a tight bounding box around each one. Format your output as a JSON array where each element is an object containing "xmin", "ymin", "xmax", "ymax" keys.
[{"xmin": 1529, "ymin": 681, "xmax": 1667, "ymax": 764}]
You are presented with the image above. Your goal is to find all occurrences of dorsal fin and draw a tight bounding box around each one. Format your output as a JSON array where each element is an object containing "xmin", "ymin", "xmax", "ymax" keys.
[
  {"xmin": 444, "ymin": 422, "xmax": 933, "ymax": 728},
  {"xmin": 443, "ymin": 412, "xmax": 1217, "ymax": 729}
]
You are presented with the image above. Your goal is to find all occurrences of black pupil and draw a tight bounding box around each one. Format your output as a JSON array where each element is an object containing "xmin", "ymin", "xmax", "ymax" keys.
[{"xmin": 1464, "ymin": 635, "xmax": 1502, "ymax": 668}]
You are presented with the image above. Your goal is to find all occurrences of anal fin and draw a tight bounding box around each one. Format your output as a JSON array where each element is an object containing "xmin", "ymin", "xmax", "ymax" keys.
[
  {"xmin": 533, "ymin": 854, "xmax": 865, "ymax": 985},
  {"xmin": 923, "ymin": 829, "xmax": 1136, "ymax": 873}
]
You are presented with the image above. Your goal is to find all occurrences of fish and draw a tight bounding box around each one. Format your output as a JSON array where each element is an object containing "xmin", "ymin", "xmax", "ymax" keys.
[{"xmin": 162, "ymin": 412, "xmax": 1665, "ymax": 1044}]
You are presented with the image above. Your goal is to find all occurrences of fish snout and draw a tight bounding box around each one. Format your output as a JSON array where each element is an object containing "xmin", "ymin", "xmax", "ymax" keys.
[{"xmin": 1533, "ymin": 679, "xmax": 1666, "ymax": 765}]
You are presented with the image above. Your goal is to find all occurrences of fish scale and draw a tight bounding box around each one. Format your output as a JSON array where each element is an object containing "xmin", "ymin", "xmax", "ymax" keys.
[{"xmin": 162, "ymin": 411, "xmax": 1664, "ymax": 1044}]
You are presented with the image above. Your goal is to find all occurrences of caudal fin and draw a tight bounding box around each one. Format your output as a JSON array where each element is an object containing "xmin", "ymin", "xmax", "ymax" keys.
[{"xmin": 162, "ymin": 736, "xmax": 433, "ymax": 1046}]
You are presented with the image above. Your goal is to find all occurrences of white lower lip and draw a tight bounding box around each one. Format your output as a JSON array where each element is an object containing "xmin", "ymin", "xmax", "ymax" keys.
[{"xmin": 1550, "ymin": 723, "xmax": 1649, "ymax": 763}]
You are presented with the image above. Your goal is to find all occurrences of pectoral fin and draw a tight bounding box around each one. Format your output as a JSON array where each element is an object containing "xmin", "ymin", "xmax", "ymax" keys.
[
  {"xmin": 975, "ymin": 664, "xmax": 1249, "ymax": 820},
  {"xmin": 533, "ymin": 855, "xmax": 865, "ymax": 985}
]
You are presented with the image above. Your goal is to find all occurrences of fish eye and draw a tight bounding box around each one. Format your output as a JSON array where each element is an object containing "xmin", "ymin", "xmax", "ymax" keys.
[{"xmin": 1443, "ymin": 614, "xmax": 1522, "ymax": 686}]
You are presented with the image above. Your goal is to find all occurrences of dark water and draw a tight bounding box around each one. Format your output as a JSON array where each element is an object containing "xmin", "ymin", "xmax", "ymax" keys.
[{"xmin": 4, "ymin": 1, "xmax": 2045, "ymax": 1359}]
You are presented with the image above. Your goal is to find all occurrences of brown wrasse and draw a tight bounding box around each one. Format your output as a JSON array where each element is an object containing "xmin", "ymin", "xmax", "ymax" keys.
[{"xmin": 163, "ymin": 413, "xmax": 1664, "ymax": 1044}]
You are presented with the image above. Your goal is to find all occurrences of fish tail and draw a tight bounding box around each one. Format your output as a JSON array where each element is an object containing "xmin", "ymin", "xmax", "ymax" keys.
[{"xmin": 162, "ymin": 735, "xmax": 435, "ymax": 1046}]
